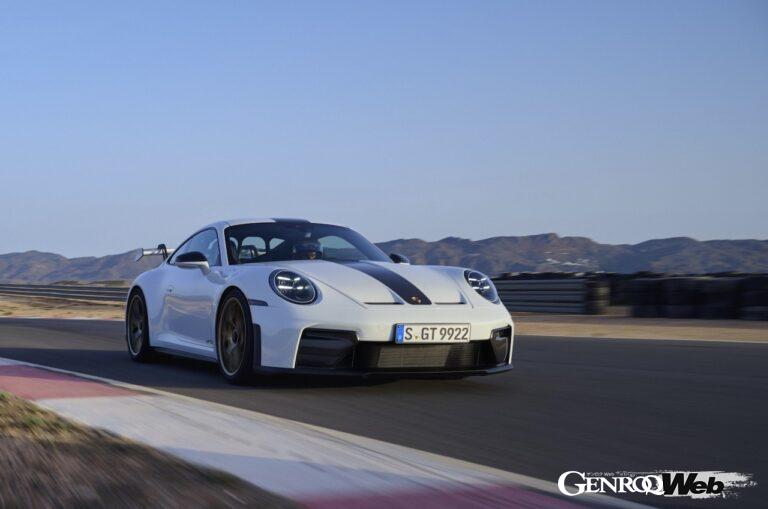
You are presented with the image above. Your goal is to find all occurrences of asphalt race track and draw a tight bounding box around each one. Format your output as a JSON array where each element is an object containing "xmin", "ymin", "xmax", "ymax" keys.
[{"xmin": 0, "ymin": 318, "xmax": 765, "ymax": 508}]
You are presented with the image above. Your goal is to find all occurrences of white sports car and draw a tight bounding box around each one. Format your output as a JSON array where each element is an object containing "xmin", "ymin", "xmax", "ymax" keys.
[{"xmin": 126, "ymin": 218, "xmax": 514, "ymax": 383}]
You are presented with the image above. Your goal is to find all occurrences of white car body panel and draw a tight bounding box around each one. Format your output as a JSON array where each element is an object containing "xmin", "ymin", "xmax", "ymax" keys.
[{"xmin": 130, "ymin": 218, "xmax": 514, "ymax": 374}]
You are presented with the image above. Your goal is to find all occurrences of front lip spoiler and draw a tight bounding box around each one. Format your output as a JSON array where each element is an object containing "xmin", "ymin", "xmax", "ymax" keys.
[{"xmin": 253, "ymin": 364, "xmax": 513, "ymax": 378}]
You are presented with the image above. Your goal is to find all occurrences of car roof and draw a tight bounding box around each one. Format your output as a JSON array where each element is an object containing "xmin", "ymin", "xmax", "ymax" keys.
[{"xmin": 200, "ymin": 218, "xmax": 347, "ymax": 230}]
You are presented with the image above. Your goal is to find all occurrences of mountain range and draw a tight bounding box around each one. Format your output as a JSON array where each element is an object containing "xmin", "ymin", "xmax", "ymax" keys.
[{"xmin": 1, "ymin": 234, "xmax": 766, "ymax": 284}]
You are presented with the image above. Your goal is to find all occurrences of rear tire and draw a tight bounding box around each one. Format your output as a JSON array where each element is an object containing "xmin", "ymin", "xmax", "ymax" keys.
[
  {"xmin": 126, "ymin": 290, "xmax": 155, "ymax": 362},
  {"xmin": 216, "ymin": 290, "xmax": 255, "ymax": 384}
]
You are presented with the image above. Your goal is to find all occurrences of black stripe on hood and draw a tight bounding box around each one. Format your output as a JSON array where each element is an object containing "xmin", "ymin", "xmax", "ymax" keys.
[{"xmin": 338, "ymin": 261, "xmax": 431, "ymax": 305}]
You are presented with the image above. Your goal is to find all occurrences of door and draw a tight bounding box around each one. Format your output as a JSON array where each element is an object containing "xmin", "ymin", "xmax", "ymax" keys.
[{"xmin": 163, "ymin": 228, "xmax": 223, "ymax": 351}]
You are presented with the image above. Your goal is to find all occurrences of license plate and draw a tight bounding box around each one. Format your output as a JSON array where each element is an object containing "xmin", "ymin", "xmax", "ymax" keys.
[{"xmin": 395, "ymin": 324, "xmax": 471, "ymax": 344}]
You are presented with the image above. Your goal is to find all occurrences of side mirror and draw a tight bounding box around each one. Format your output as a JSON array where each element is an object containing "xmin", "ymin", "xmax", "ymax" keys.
[
  {"xmin": 176, "ymin": 251, "xmax": 210, "ymax": 272},
  {"xmin": 389, "ymin": 252, "xmax": 411, "ymax": 264}
]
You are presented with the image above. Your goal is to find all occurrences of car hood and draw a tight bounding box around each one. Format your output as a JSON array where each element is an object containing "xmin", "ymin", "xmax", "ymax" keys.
[{"xmin": 275, "ymin": 260, "xmax": 465, "ymax": 305}]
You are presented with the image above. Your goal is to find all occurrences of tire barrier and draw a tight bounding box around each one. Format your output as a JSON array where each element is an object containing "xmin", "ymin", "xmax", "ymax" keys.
[
  {"xmin": 493, "ymin": 272, "xmax": 768, "ymax": 320},
  {"xmin": 491, "ymin": 278, "xmax": 609, "ymax": 314},
  {"xmin": 0, "ymin": 284, "xmax": 129, "ymax": 302},
  {"xmin": 626, "ymin": 276, "xmax": 768, "ymax": 320}
]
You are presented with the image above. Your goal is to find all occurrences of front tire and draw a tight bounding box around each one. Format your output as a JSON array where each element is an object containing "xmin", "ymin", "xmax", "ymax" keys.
[
  {"xmin": 126, "ymin": 290, "xmax": 155, "ymax": 362},
  {"xmin": 216, "ymin": 290, "xmax": 255, "ymax": 384}
]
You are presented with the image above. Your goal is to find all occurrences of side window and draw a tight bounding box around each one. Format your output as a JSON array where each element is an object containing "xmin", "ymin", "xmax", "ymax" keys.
[
  {"xmin": 170, "ymin": 229, "xmax": 221, "ymax": 266},
  {"xmin": 237, "ymin": 236, "xmax": 266, "ymax": 263}
]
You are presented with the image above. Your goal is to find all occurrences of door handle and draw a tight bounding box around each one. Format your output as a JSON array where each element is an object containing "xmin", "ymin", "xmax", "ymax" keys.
[{"xmin": 167, "ymin": 286, "xmax": 174, "ymax": 294}]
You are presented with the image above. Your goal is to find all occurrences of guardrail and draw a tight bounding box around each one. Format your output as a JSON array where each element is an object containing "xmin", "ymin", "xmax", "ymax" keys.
[
  {"xmin": 0, "ymin": 284, "xmax": 129, "ymax": 302},
  {"xmin": 492, "ymin": 278, "xmax": 609, "ymax": 314}
]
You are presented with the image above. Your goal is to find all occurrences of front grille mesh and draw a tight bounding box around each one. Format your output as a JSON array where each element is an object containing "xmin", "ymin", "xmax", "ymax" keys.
[{"xmin": 354, "ymin": 342, "xmax": 493, "ymax": 370}]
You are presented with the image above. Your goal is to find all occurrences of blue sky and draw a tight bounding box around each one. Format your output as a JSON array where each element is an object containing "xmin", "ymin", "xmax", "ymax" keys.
[{"xmin": 1, "ymin": 1, "xmax": 766, "ymax": 257}]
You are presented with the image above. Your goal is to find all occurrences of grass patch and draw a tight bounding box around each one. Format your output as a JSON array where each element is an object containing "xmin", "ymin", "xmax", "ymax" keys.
[{"xmin": 0, "ymin": 392, "xmax": 297, "ymax": 508}]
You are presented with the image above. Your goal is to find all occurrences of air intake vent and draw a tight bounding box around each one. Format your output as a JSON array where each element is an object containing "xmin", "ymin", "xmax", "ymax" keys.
[
  {"xmin": 295, "ymin": 329, "xmax": 356, "ymax": 369},
  {"xmin": 489, "ymin": 327, "xmax": 512, "ymax": 364}
]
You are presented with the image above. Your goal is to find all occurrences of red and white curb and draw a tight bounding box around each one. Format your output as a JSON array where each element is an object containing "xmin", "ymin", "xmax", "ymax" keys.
[{"xmin": 0, "ymin": 357, "xmax": 652, "ymax": 509}]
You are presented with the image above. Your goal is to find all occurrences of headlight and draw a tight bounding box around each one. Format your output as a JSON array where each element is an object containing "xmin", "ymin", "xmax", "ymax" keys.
[
  {"xmin": 464, "ymin": 270, "xmax": 499, "ymax": 303},
  {"xmin": 270, "ymin": 270, "xmax": 317, "ymax": 304}
]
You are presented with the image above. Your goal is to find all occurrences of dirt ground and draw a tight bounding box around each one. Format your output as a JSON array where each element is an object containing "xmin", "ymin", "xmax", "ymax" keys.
[
  {"xmin": 1, "ymin": 295, "xmax": 766, "ymax": 342},
  {"xmin": 0, "ymin": 295, "xmax": 125, "ymax": 320},
  {"xmin": 0, "ymin": 392, "xmax": 296, "ymax": 508}
]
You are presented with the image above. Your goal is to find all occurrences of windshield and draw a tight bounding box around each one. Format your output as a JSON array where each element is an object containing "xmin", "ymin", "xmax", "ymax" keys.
[{"xmin": 224, "ymin": 222, "xmax": 390, "ymax": 265}]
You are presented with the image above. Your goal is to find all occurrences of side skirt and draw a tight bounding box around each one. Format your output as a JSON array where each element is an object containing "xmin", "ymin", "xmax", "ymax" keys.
[{"xmin": 153, "ymin": 347, "xmax": 218, "ymax": 363}]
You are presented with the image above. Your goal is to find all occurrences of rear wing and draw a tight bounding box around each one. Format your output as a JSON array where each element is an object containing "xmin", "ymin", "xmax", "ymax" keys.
[{"xmin": 135, "ymin": 243, "xmax": 175, "ymax": 261}]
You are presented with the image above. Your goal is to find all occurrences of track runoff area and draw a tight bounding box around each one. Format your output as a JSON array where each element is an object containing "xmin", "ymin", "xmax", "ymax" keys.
[{"xmin": 0, "ymin": 318, "xmax": 765, "ymax": 508}]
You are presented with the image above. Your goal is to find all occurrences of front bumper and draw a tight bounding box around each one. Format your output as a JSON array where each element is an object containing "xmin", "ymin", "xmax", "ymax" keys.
[
  {"xmin": 252, "ymin": 325, "xmax": 513, "ymax": 376},
  {"xmin": 251, "ymin": 301, "xmax": 514, "ymax": 370},
  {"xmin": 254, "ymin": 364, "xmax": 513, "ymax": 378}
]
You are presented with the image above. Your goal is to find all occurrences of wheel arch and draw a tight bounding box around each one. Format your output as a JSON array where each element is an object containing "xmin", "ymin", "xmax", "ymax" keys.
[
  {"xmin": 127, "ymin": 284, "xmax": 144, "ymax": 299},
  {"xmin": 125, "ymin": 284, "xmax": 144, "ymax": 317}
]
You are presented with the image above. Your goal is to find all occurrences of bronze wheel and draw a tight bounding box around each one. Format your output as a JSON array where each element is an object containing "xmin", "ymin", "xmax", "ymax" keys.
[
  {"xmin": 126, "ymin": 291, "xmax": 153, "ymax": 361},
  {"xmin": 128, "ymin": 295, "xmax": 145, "ymax": 355},
  {"xmin": 217, "ymin": 296, "xmax": 248, "ymax": 377}
]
